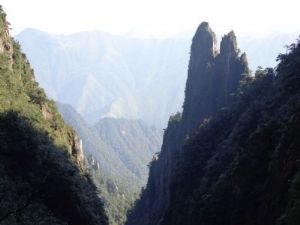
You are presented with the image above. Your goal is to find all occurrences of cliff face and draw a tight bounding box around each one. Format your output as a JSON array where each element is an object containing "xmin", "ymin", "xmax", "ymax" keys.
[
  {"xmin": 0, "ymin": 6, "xmax": 107, "ymax": 225},
  {"xmin": 127, "ymin": 21, "xmax": 300, "ymax": 225},
  {"xmin": 160, "ymin": 41, "xmax": 300, "ymax": 225},
  {"xmin": 126, "ymin": 22, "xmax": 250, "ymax": 225},
  {"xmin": 181, "ymin": 24, "xmax": 249, "ymax": 136}
]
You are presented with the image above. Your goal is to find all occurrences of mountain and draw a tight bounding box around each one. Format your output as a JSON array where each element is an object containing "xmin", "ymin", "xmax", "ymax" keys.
[
  {"xmin": 126, "ymin": 23, "xmax": 300, "ymax": 225},
  {"xmin": 0, "ymin": 7, "xmax": 107, "ymax": 225},
  {"xmin": 15, "ymin": 29, "xmax": 296, "ymax": 128},
  {"xmin": 57, "ymin": 102, "xmax": 162, "ymax": 188},
  {"xmin": 16, "ymin": 29, "xmax": 189, "ymax": 128},
  {"xmin": 126, "ymin": 22, "xmax": 250, "ymax": 225},
  {"xmin": 93, "ymin": 118, "xmax": 162, "ymax": 182},
  {"xmin": 56, "ymin": 102, "xmax": 130, "ymax": 182},
  {"xmin": 56, "ymin": 102, "xmax": 162, "ymax": 225}
]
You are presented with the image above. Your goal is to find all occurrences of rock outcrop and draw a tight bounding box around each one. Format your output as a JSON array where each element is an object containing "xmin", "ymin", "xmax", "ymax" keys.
[
  {"xmin": 181, "ymin": 24, "xmax": 249, "ymax": 137},
  {"xmin": 126, "ymin": 22, "xmax": 250, "ymax": 225},
  {"xmin": 0, "ymin": 7, "xmax": 12, "ymax": 66},
  {"xmin": 127, "ymin": 21, "xmax": 300, "ymax": 225}
]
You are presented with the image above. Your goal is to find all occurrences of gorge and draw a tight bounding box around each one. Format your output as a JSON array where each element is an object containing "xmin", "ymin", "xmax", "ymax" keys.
[{"xmin": 1, "ymin": 4, "xmax": 300, "ymax": 225}]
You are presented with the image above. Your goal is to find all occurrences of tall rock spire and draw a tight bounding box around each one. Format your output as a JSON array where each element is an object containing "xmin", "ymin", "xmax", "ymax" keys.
[
  {"xmin": 126, "ymin": 22, "xmax": 250, "ymax": 225},
  {"xmin": 182, "ymin": 26, "xmax": 249, "ymax": 135},
  {"xmin": 182, "ymin": 22, "xmax": 218, "ymax": 135},
  {"xmin": 188, "ymin": 21, "xmax": 218, "ymax": 72},
  {"xmin": 215, "ymin": 31, "xmax": 250, "ymax": 106},
  {"xmin": 220, "ymin": 30, "xmax": 238, "ymax": 57}
]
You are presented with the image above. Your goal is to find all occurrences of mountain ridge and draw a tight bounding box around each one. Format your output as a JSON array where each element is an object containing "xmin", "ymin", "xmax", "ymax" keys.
[
  {"xmin": 16, "ymin": 28, "xmax": 297, "ymax": 128},
  {"xmin": 16, "ymin": 28, "xmax": 189, "ymax": 127}
]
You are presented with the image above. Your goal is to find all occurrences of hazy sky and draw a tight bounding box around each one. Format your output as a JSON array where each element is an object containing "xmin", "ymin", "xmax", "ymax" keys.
[{"xmin": 0, "ymin": 0, "xmax": 300, "ymax": 37}]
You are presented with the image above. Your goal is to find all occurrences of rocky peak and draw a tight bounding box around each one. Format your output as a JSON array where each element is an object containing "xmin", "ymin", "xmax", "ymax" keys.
[
  {"xmin": 214, "ymin": 31, "xmax": 250, "ymax": 107},
  {"xmin": 126, "ymin": 23, "xmax": 250, "ymax": 225},
  {"xmin": 219, "ymin": 30, "xmax": 239, "ymax": 58},
  {"xmin": 189, "ymin": 22, "xmax": 218, "ymax": 70},
  {"xmin": 182, "ymin": 22, "xmax": 218, "ymax": 134},
  {"xmin": 71, "ymin": 134, "xmax": 85, "ymax": 165},
  {"xmin": 182, "ymin": 23, "xmax": 249, "ymax": 136}
]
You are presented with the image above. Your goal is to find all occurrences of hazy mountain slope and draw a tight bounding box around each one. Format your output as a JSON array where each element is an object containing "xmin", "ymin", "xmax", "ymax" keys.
[
  {"xmin": 56, "ymin": 102, "xmax": 130, "ymax": 181},
  {"xmin": 0, "ymin": 7, "xmax": 107, "ymax": 225},
  {"xmin": 238, "ymin": 33, "xmax": 299, "ymax": 71},
  {"xmin": 93, "ymin": 118, "xmax": 162, "ymax": 183},
  {"xmin": 57, "ymin": 102, "xmax": 162, "ymax": 187},
  {"xmin": 16, "ymin": 29, "xmax": 296, "ymax": 128},
  {"xmin": 56, "ymin": 102, "xmax": 162, "ymax": 224},
  {"xmin": 56, "ymin": 102, "xmax": 133, "ymax": 225},
  {"xmin": 16, "ymin": 29, "xmax": 189, "ymax": 127}
]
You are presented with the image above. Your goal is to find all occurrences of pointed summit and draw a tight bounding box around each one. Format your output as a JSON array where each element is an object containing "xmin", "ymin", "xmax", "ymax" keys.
[
  {"xmin": 126, "ymin": 23, "xmax": 251, "ymax": 225},
  {"xmin": 190, "ymin": 22, "xmax": 218, "ymax": 65},
  {"xmin": 182, "ymin": 24, "xmax": 249, "ymax": 134},
  {"xmin": 182, "ymin": 22, "xmax": 218, "ymax": 134},
  {"xmin": 220, "ymin": 30, "xmax": 239, "ymax": 58}
]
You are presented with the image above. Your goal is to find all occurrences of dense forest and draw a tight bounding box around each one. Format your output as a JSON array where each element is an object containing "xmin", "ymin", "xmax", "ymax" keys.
[
  {"xmin": 0, "ymin": 6, "xmax": 107, "ymax": 225},
  {"xmin": 126, "ymin": 22, "xmax": 300, "ymax": 225}
]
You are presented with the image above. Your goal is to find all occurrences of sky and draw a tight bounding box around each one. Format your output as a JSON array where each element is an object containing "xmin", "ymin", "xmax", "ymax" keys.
[{"xmin": 0, "ymin": 0, "xmax": 300, "ymax": 37}]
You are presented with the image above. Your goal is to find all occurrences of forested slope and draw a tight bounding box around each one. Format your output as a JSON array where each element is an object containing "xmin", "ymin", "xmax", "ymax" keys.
[
  {"xmin": 0, "ymin": 7, "xmax": 108, "ymax": 225},
  {"xmin": 127, "ymin": 22, "xmax": 300, "ymax": 225}
]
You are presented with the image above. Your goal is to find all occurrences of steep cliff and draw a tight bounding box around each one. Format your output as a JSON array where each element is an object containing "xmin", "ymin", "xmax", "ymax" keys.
[
  {"xmin": 159, "ymin": 40, "xmax": 300, "ymax": 225},
  {"xmin": 181, "ymin": 23, "xmax": 249, "ymax": 136},
  {"xmin": 126, "ymin": 22, "xmax": 250, "ymax": 225},
  {"xmin": 127, "ymin": 20, "xmax": 300, "ymax": 225},
  {"xmin": 0, "ymin": 6, "xmax": 107, "ymax": 225}
]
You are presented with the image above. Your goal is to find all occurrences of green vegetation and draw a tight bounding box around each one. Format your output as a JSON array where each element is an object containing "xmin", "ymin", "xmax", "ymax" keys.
[
  {"xmin": 169, "ymin": 112, "xmax": 182, "ymax": 124},
  {"xmin": 56, "ymin": 103, "xmax": 162, "ymax": 225},
  {"xmin": 0, "ymin": 6, "xmax": 107, "ymax": 225},
  {"xmin": 127, "ymin": 22, "xmax": 300, "ymax": 225}
]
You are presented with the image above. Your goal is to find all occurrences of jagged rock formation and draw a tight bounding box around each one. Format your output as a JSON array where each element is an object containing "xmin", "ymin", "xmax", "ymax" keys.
[
  {"xmin": 127, "ymin": 21, "xmax": 300, "ymax": 225},
  {"xmin": 158, "ymin": 42, "xmax": 300, "ymax": 225},
  {"xmin": 182, "ymin": 23, "xmax": 249, "ymax": 136},
  {"xmin": 126, "ymin": 22, "xmax": 250, "ymax": 225},
  {"xmin": 0, "ymin": 6, "xmax": 108, "ymax": 225}
]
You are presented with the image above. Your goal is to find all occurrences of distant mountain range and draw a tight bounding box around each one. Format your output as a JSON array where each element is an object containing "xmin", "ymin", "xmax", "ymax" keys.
[
  {"xmin": 238, "ymin": 33, "xmax": 299, "ymax": 71},
  {"xmin": 16, "ymin": 29, "xmax": 297, "ymax": 128},
  {"xmin": 16, "ymin": 29, "xmax": 190, "ymax": 128},
  {"xmin": 56, "ymin": 102, "xmax": 162, "ymax": 189},
  {"xmin": 56, "ymin": 102, "xmax": 162, "ymax": 224}
]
